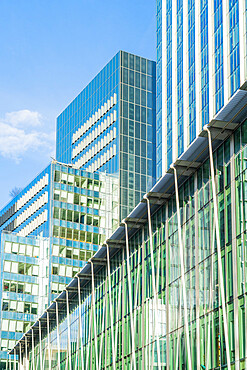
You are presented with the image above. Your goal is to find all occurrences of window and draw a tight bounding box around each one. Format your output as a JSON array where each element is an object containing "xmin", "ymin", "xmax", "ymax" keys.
[
  {"xmin": 2, "ymin": 320, "xmax": 8, "ymax": 331},
  {"xmin": 18, "ymin": 283, "xmax": 24, "ymax": 294},
  {"xmin": 12, "ymin": 262, "xmax": 18, "ymax": 274},
  {"xmin": 2, "ymin": 300, "xmax": 9, "ymax": 311},
  {"xmin": 4, "ymin": 242, "xmax": 11, "ymax": 253},
  {"xmin": 32, "ymin": 265, "xmax": 39, "ymax": 276},
  {"xmin": 16, "ymin": 321, "xmax": 24, "ymax": 332},
  {"xmin": 4, "ymin": 261, "xmax": 11, "ymax": 272},
  {"xmin": 3, "ymin": 281, "xmax": 9, "ymax": 291},
  {"xmin": 52, "ymin": 264, "xmax": 59, "ymax": 275},
  {"xmin": 9, "ymin": 301, "xmax": 17, "ymax": 312}
]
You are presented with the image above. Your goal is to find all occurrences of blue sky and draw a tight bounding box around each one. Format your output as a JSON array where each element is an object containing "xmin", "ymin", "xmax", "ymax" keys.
[{"xmin": 0, "ymin": 0, "xmax": 156, "ymax": 208}]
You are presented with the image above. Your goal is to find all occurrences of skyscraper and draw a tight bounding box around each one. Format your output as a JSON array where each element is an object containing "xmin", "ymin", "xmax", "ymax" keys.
[
  {"xmin": 156, "ymin": 0, "xmax": 247, "ymax": 177},
  {"xmin": 56, "ymin": 50, "xmax": 157, "ymax": 219}
]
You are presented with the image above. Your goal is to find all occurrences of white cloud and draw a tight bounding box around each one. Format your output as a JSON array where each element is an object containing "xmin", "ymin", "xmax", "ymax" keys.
[
  {"xmin": 0, "ymin": 109, "xmax": 55, "ymax": 162},
  {"xmin": 5, "ymin": 109, "xmax": 42, "ymax": 127}
]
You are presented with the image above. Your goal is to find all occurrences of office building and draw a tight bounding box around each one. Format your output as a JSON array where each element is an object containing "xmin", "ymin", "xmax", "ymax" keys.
[
  {"xmin": 56, "ymin": 50, "xmax": 157, "ymax": 220},
  {"xmin": 156, "ymin": 0, "xmax": 247, "ymax": 177},
  {"xmin": 13, "ymin": 93, "xmax": 247, "ymax": 369},
  {"xmin": 0, "ymin": 232, "xmax": 49, "ymax": 367},
  {"xmin": 0, "ymin": 161, "xmax": 118, "ymax": 366}
]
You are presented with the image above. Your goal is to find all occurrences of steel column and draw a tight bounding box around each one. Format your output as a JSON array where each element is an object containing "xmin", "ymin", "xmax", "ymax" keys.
[
  {"xmin": 25, "ymin": 336, "xmax": 28, "ymax": 370},
  {"xmin": 144, "ymin": 197, "xmax": 162, "ymax": 370},
  {"xmin": 194, "ymin": 171, "xmax": 201, "ymax": 369},
  {"xmin": 90, "ymin": 262, "xmax": 99, "ymax": 370},
  {"xmin": 56, "ymin": 301, "xmax": 61, "ymax": 369},
  {"xmin": 230, "ymin": 134, "xmax": 240, "ymax": 369},
  {"xmin": 14, "ymin": 348, "xmax": 17, "ymax": 370},
  {"xmin": 77, "ymin": 277, "xmax": 84, "ymax": 369},
  {"xmin": 39, "ymin": 321, "xmax": 43, "ymax": 370},
  {"xmin": 32, "ymin": 329, "xmax": 35, "ymax": 370},
  {"xmin": 171, "ymin": 165, "xmax": 192, "ymax": 370},
  {"xmin": 47, "ymin": 312, "xmax": 52, "ymax": 370},
  {"xmin": 123, "ymin": 221, "xmax": 137, "ymax": 370},
  {"xmin": 66, "ymin": 290, "xmax": 72, "ymax": 370},
  {"xmin": 204, "ymin": 126, "xmax": 231, "ymax": 370}
]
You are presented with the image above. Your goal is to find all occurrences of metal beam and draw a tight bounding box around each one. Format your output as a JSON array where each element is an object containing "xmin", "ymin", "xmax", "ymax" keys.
[
  {"xmin": 209, "ymin": 119, "xmax": 239, "ymax": 130},
  {"xmin": 120, "ymin": 217, "xmax": 147, "ymax": 228},
  {"xmin": 168, "ymin": 159, "xmax": 202, "ymax": 177},
  {"xmin": 106, "ymin": 239, "xmax": 125, "ymax": 248},
  {"xmin": 66, "ymin": 286, "xmax": 78, "ymax": 292},
  {"xmin": 199, "ymin": 126, "xmax": 234, "ymax": 140},
  {"xmin": 142, "ymin": 191, "xmax": 172, "ymax": 205},
  {"xmin": 89, "ymin": 257, "xmax": 107, "ymax": 265}
]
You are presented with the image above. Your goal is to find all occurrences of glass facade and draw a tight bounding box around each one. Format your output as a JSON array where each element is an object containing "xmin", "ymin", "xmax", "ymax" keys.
[
  {"xmin": 0, "ymin": 162, "xmax": 118, "ymax": 367},
  {"xmin": 166, "ymin": 0, "xmax": 173, "ymax": 169},
  {"xmin": 229, "ymin": 0, "xmax": 240, "ymax": 95},
  {"xmin": 188, "ymin": 0, "xmax": 196, "ymax": 143},
  {"xmin": 177, "ymin": 0, "xmax": 184, "ymax": 156},
  {"xmin": 156, "ymin": 0, "xmax": 163, "ymax": 179},
  {"xmin": 16, "ymin": 117, "xmax": 247, "ymax": 369},
  {"xmin": 56, "ymin": 51, "xmax": 157, "ymax": 221},
  {"xmin": 0, "ymin": 233, "xmax": 49, "ymax": 366},
  {"xmin": 214, "ymin": 0, "xmax": 224, "ymax": 114},
  {"xmin": 158, "ymin": 0, "xmax": 246, "ymax": 176}
]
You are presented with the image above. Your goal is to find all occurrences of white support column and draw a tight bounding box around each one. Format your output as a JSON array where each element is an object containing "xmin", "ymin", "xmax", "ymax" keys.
[
  {"xmin": 175, "ymin": 286, "xmax": 182, "ymax": 370},
  {"xmin": 90, "ymin": 262, "xmax": 99, "ymax": 370},
  {"xmin": 114, "ymin": 279, "xmax": 122, "ymax": 360},
  {"xmin": 106, "ymin": 245, "xmax": 117, "ymax": 370},
  {"xmin": 75, "ymin": 322, "xmax": 80, "ymax": 370},
  {"xmin": 165, "ymin": 203, "xmax": 170, "ymax": 369},
  {"xmin": 123, "ymin": 222, "xmax": 137, "ymax": 370},
  {"xmin": 143, "ymin": 198, "xmax": 161, "ymax": 370},
  {"xmin": 19, "ymin": 345, "xmax": 22, "ymax": 370},
  {"xmin": 25, "ymin": 336, "xmax": 28, "ymax": 370},
  {"xmin": 56, "ymin": 301, "xmax": 61, "ymax": 369},
  {"xmin": 121, "ymin": 248, "xmax": 125, "ymax": 369},
  {"xmin": 141, "ymin": 227, "xmax": 145, "ymax": 370},
  {"xmin": 47, "ymin": 312, "xmax": 52, "ymax": 370},
  {"xmin": 194, "ymin": 172, "xmax": 201, "ymax": 369},
  {"xmin": 204, "ymin": 126, "xmax": 231, "ymax": 370},
  {"xmin": 14, "ymin": 348, "xmax": 17, "ymax": 370},
  {"xmin": 31, "ymin": 329, "xmax": 35, "ymax": 370},
  {"xmin": 170, "ymin": 165, "xmax": 192, "ymax": 370},
  {"xmin": 85, "ymin": 290, "xmax": 92, "ymax": 370},
  {"xmin": 206, "ymin": 217, "xmax": 216, "ymax": 369},
  {"xmin": 98, "ymin": 277, "xmax": 107, "ymax": 369},
  {"xmin": 66, "ymin": 290, "xmax": 72, "ymax": 370},
  {"xmin": 133, "ymin": 245, "xmax": 141, "ymax": 343},
  {"xmin": 77, "ymin": 277, "xmax": 84, "ymax": 370},
  {"xmin": 39, "ymin": 321, "xmax": 43, "ymax": 370},
  {"xmin": 230, "ymin": 134, "xmax": 240, "ymax": 370}
]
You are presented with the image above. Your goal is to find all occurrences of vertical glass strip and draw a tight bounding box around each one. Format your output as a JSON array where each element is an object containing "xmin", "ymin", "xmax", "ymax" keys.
[
  {"xmin": 214, "ymin": 0, "xmax": 224, "ymax": 113},
  {"xmin": 200, "ymin": 0, "xmax": 209, "ymax": 127},
  {"xmin": 229, "ymin": 0, "xmax": 240, "ymax": 96},
  {"xmin": 188, "ymin": 0, "xmax": 196, "ymax": 143},
  {"xmin": 157, "ymin": 0, "xmax": 162, "ymax": 179},
  {"xmin": 167, "ymin": 0, "xmax": 173, "ymax": 167},
  {"xmin": 177, "ymin": 0, "xmax": 184, "ymax": 156}
]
